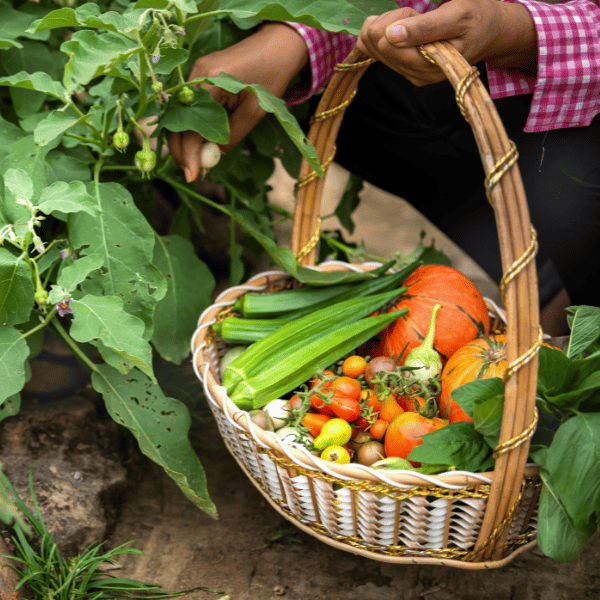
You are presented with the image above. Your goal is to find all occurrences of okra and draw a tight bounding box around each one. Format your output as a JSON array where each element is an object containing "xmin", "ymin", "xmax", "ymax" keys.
[
  {"xmin": 222, "ymin": 288, "xmax": 406, "ymax": 394},
  {"xmin": 229, "ymin": 309, "xmax": 408, "ymax": 410},
  {"xmin": 212, "ymin": 316, "xmax": 289, "ymax": 344},
  {"xmin": 233, "ymin": 282, "xmax": 357, "ymax": 318},
  {"xmin": 282, "ymin": 260, "xmax": 420, "ymax": 321}
]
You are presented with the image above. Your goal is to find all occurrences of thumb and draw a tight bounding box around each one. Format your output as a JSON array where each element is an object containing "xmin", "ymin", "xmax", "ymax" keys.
[{"xmin": 385, "ymin": 11, "xmax": 442, "ymax": 47}]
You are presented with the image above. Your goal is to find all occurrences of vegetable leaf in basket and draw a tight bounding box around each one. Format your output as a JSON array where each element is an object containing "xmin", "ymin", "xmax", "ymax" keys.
[
  {"xmin": 408, "ymin": 422, "xmax": 494, "ymax": 473},
  {"xmin": 565, "ymin": 305, "xmax": 600, "ymax": 359}
]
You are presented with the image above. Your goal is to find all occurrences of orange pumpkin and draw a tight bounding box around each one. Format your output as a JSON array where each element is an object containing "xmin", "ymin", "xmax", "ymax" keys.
[
  {"xmin": 439, "ymin": 334, "xmax": 508, "ymax": 423},
  {"xmin": 378, "ymin": 265, "xmax": 490, "ymax": 365}
]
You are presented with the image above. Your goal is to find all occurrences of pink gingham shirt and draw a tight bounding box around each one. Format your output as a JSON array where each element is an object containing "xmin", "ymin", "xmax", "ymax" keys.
[{"xmin": 285, "ymin": 0, "xmax": 600, "ymax": 132}]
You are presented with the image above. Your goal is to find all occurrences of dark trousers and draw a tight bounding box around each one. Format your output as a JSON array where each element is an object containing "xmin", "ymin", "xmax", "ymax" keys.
[{"xmin": 332, "ymin": 62, "xmax": 600, "ymax": 307}]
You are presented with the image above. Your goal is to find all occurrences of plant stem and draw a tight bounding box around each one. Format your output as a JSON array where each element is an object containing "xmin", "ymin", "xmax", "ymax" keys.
[
  {"xmin": 22, "ymin": 308, "xmax": 57, "ymax": 340},
  {"xmin": 51, "ymin": 317, "xmax": 99, "ymax": 374}
]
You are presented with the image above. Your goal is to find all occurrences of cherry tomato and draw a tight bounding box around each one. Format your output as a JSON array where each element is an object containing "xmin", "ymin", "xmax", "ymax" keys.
[
  {"xmin": 331, "ymin": 376, "xmax": 362, "ymax": 401},
  {"xmin": 302, "ymin": 413, "xmax": 331, "ymax": 438},
  {"xmin": 342, "ymin": 355, "xmax": 367, "ymax": 379},
  {"xmin": 384, "ymin": 412, "xmax": 439, "ymax": 466},
  {"xmin": 369, "ymin": 419, "xmax": 388, "ymax": 440},
  {"xmin": 355, "ymin": 389, "xmax": 381, "ymax": 430},
  {"xmin": 309, "ymin": 369, "xmax": 336, "ymax": 389}
]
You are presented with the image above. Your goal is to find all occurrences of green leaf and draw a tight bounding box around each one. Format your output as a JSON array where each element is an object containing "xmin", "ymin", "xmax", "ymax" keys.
[
  {"xmin": 185, "ymin": 73, "xmax": 321, "ymax": 176},
  {"xmin": 334, "ymin": 173, "xmax": 363, "ymax": 234},
  {"xmin": 566, "ymin": 305, "xmax": 600, "ymax": 359},
  {"xmin": 33, "ymin": 110, "xmax": 90, "ymax": 147},
  {"xmin": 544, "ymin": 413, "xmax": 600, "ymax": 528},
  {"xmin": 30, "ymin": 4, "xmax": 143, "ymax": 35},
  {"xmin": 135, "ymin": 0, "xmax": 198, "ymax": 14},
  {"xmin": 3, "ymin": 168, "xmax": 34, "ymax": 203},
  {"xmin": 92, "ymin": 364, "xmax": 217, "ymax": 517},
  {"xmin": 0, "ymin": 41, "xmax": 65, "ymax": 120},
  {"xmin": 56, "ymin": 254, "xmax": 105, "ymax": 293},
  {"xmin": 0, "ymin": 393, "xmax": 21, "ymax": 424},
  {"xmin": 408, "ymin": 422, "xmax": 494, "ymax": 472},
  {"xmin": 70, "ymin": 295, "xmax": 155, "ymax": 380},
  {"xmin": 152, "ymin": 47, "xmax": 189, "ymax": 75},
  {"xmin": 158, "ymin": 88, "xmax": 230, "ymax": 144},
  {"xmin": 0, "ymin": 1, "xmax": 50, "ymax": 46},
  {"xmin": 471, "ymin": 381, "xmax": 505, "ymax": 449},
  {"xmin": 0, "ymin": 249, "xmax": 35, "ymax": 327},
  {"xmin": 536, "ymin": 466, "xmax": 597, "ymax": 563},
  {"xmin": 151, "ymin": 236, "xmax": 215, "ymax": 364},
  {"xmin": 68, "ymin": 181, "xmax": 165, "ymax": 338},
  {"xmin": 0, "ymin": 326, "xmax": 30, "ymax": 404},
  {"xmin": 219, "ymin": 0, "xmax": 398, "ymax": 36},
  {"xmin": 61, "ymin": 30, "xmax": 139, "ymax": 91},
  {"xmin": 0, "ymin": 71, "xmax": 66, "ymax": 100},
  {"xmin": 45, "ymin": 148, "xmax": 92, "ymax": 184},
  {"xmin": 450, "ymin": 377, "xmax": 504, "ymax": 422},
  {"xmin": 38, "ymin": 180, "xmax": 99, "ymax": 218}
]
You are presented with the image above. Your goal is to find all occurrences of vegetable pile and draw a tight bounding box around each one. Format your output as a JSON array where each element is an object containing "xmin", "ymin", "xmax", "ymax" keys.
[{"xmin": 213, "ymin": 263, "xmax": 600, "ymax": 564}]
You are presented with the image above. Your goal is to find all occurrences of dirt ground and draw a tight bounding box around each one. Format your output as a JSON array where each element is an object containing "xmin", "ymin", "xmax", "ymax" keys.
[{"xmin": 106, "ymin": 164, "xmax": 600, "ymax": 600}]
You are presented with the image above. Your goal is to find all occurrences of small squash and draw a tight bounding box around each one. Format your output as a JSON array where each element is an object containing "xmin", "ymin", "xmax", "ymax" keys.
[
  {"xmin": 439, "ymin": 334, "xmax": 508, "ymax": 423},
  {"xmin": 378, "ymin": 265, "xmax": 490, "ymax": 365}
]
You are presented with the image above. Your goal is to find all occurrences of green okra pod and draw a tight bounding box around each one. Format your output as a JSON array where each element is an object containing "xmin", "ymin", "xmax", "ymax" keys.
[
  {"xmin": 229, "ymin": 309, "xmax": 408, "ymax": 410},
  {"xmin": 212, "ymin": 316, "xmax": 288, "ymax": 344},
  {"xmin": 222, "ymin": 287, "xmax": 406, "ymax": 395}
]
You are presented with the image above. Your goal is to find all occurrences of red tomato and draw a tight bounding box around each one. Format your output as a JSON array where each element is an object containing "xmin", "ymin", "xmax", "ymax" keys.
[
  {"xmin": 302, "ymin": 413, "xmax": 331, "ymax": 438},
  {"xmin": 330, "ymin": 376, "xmax": 362, "ymax": 401},
  {"xmin": 384, "ymin": 412, "xmax": 439, "ymax": 466}
]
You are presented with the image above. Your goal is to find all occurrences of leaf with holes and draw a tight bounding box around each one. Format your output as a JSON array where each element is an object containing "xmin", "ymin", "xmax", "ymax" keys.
[
  {"xmin": 70, "ymin": 295, "xmax": 154, "ymax": 381},
  {"xmin": 68, "ymin": 181, "xmax": 166, "ymax": 339},
  {"xmin": 92, "ymin": 364, "xmax": 216, "ymax": 517}
]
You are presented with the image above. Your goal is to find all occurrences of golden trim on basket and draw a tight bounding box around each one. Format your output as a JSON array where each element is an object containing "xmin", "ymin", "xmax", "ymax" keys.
[
  {"xmin": 295, "ymin": 217, "xmax": 322, "ymax": 263},
  {"xmin": 455, "ymin": 67, "xmax": 480, "ymax": 123},
  {"xmin": 463, "ymin": 481, "xmax": 527, "ymax": 561},
  {"xmin": 504, "ymin": 325, "xmax": 544, "ymax": 382},
  {"xmin": 295, "ymin": 147, "xmax": 337, "ymax": 191},
  {"xmin": 493, "ymin": 407, "xmax": 539, "ymax": 460},
  {"xmin": 485, "ymin": 141, "xmax": 519, "ymax": 203},
  {"xmin": 253, "ymin": 439, "xmax": 490, "ymax": 500},
  {"xmin": 500, "ymin": 225, "xmax": 539, "ymax": 302},
  {"xmin": 417, "ymin": 45, "xmax": 437, "ymax": 64},
  {"xmin": 334, "ymin": 58, "xmax": 376, "ymax": 71},
  {"xmin": 310, "ymin": 90, "xmax": 357, "ymax": 124}
]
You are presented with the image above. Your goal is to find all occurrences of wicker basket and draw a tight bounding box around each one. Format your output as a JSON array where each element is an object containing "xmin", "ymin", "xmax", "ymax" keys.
[{"xmin": 192, "ymin": 42, "xmax": 543, "ymax": 568}]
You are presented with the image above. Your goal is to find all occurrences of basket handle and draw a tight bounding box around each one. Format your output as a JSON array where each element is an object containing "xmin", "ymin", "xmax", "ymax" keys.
[{"xmin": 292, "ymin": 42, "xmax": 541, "ymax": 561}]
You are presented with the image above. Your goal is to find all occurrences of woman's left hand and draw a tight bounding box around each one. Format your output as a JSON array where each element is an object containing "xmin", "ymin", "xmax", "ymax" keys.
[{"xmin": 356, "ymin": 0, "xmax": 537, "ymax": 86}]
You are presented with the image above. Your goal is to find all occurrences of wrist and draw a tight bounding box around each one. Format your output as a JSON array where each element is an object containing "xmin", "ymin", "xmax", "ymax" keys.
[{"xmin": 488, "ymin": 2, "xmax": 537, "ymax": 71}]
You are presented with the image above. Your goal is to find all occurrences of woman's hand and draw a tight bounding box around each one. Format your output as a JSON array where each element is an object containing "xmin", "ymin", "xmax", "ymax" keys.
[
  {"xmin": 168, "ymin": 22, "xmax": 309, "ymax": 182},
  {"xmin": 356, "ymin": 0, "xmax": 537, "ymax": 86}
]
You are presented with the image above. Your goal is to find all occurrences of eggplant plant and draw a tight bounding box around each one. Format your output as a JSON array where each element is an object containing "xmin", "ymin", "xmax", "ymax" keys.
[{"xmin": 0, "ymin": 0, "xmax": 398, "ymax": 516}]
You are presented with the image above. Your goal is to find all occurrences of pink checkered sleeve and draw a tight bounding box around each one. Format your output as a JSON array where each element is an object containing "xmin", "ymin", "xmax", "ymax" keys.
[
  {"xmin": 284, "ymin": 0, "xmax": 441, "ymax": 103},
  {"xmin": 488, "ymin": 0, "xmax": 600, "ymax": 131}
]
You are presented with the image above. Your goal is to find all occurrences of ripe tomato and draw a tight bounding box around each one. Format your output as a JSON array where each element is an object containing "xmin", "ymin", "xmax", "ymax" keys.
[
  {"xmin": 302, "ymin": 413, "xmax": 331, "ymax": 437},
  {"xmin": 309, "ymin": 369, "xmax": 336, "ymax": 389},
  {"xmin": 369, "ymin": 419, "xmax": 388, "ymax": 440},
  {"xmin": 310, "ymin": 388, "xmax": 361, "ymax": 421},
  {"xmin": 384, "ymin": 412, "xmax": 439, "ymax": 465},
  {"xmin": 330, "ymin": 376, "xmax": 362, "ymax": 401},
  {"xmin": 355, "ymin": 390, "xmax": 381, "ymax": 430},
  {"xmin": 342, "ymin": 355, "xmax": 367, "ymax": 379}
]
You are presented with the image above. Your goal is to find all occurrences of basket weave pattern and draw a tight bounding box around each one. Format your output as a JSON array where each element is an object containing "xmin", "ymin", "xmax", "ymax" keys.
[{"xmin": 193, "ymin": 42, "xmax": 542, "ymax": 568}]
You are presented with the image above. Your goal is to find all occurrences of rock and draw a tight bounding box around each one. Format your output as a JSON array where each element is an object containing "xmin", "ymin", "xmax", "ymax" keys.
[{"xmin": 0, "ymin": 394, "xmax": 131, "ymax": 558}]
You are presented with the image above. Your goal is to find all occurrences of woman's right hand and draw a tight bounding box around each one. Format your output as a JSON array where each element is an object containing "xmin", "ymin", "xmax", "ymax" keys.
[{"xmin": 168, "ymin": 22, "xmax": 309, "ymax": 182}]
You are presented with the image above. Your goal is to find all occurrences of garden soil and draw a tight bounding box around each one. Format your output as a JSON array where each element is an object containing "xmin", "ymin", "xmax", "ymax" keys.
[{"xmin": 106, "ymin": 163, "xmax": 600, "ymax": 600}]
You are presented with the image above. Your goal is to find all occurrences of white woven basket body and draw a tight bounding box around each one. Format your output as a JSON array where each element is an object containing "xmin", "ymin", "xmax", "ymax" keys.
[{"xmin": 192, "ymin": 262, "xmax": 540, "ymax": 568}]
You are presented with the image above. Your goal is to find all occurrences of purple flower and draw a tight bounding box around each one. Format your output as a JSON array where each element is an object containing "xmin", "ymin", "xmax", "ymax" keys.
[
  {"xmin": 343, "ymin": 18, "xmax": 350, "ymax": 25},
  {"xmin": 60, "ymin": 249, "xmax": 69, "ymax": 259},
  {"xmin": 177, "ymin": 28, "xmax": 185, "ymax": 36},
  {"xmin": 56, "ymin": 298, "xmax": 73, "ymax": 317},
  {"xmin": 152, "ymin": 50, "xmax": 160, "ymax": 64}
]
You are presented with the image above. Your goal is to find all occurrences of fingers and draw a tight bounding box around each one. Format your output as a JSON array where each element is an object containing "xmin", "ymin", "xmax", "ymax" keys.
[
  {"xmin": 168, "ymin": 131, "xmax": 183, "ymax": 166},
  {"xmin": 180, "ymin": 131, "xmax": 204, "ymax": 183}
]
